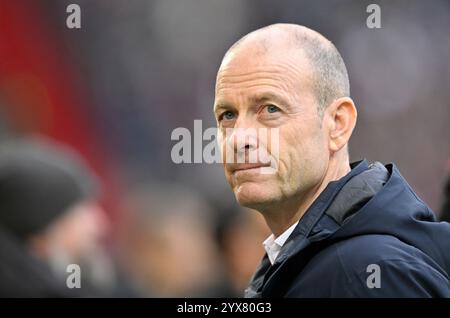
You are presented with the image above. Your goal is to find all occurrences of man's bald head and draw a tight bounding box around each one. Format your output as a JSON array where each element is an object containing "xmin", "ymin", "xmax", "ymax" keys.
[
  {"xmin": 215, "ymin": 24, "xmax": 357, "ymax": 231},
  {"xmin": 220, "ymin": 24, "xmax": 350, "ymax": 115}
]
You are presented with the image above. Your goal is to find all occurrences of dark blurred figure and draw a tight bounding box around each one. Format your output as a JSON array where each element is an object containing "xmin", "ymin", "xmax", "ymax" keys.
[
  {"xmin": 116, "ymin": 182, "xmax": 222, "ymax": 297},
  {"xmin": 0, "ymin": 137, "xmax": 111, "ymax": 297},
  {"xmin": 440, "ymin": 160, "xmax": 450, "ymax": 223},
  {"xmin": 214, "ymin": 206, "xmax": 270, "ymax": 297}
]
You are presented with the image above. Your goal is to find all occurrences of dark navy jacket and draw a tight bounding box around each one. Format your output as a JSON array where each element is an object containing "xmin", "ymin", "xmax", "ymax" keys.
[{"xmin": 245, "ymin": 160, "xmax": 450, "ymax": 297}]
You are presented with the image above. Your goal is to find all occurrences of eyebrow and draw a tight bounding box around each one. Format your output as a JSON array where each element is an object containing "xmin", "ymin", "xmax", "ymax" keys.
[
  {"xmin": 214, "ymin": 92, "xmax": 288, "ymax": 114},
  {"xmin": 213, "ymin": 102, "xmax": 235, "ymax": 115},
  {"xmin": 248, "ymin": 92, "xmax": 287, "ymax": 107}
]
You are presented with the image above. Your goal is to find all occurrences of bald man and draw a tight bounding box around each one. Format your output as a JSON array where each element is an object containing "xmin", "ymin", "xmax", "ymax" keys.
[{"xmin": 213, "ymin": 24, "xmax": 450, "ymax": 297}]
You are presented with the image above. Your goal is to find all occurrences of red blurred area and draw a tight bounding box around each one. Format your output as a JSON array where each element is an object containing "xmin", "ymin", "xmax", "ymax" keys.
[{"xmin": 0, "ymin": 1, "xmax": 119, "ymax": 218}]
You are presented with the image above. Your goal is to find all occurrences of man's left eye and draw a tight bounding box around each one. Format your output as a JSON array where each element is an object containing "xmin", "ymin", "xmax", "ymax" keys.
[{"xmin": 266, "ymin": 105, "xmax": 280, "ymax": 113}]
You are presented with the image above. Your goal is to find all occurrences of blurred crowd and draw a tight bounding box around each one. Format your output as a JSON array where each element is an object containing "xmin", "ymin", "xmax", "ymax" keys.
[
  {"xmin": 0, "ymin": 137, "xmax": 271, "ymax": 297},
  {"xmin": 0, "ymin": 0, "xmax": 449, "ymax": 297}
]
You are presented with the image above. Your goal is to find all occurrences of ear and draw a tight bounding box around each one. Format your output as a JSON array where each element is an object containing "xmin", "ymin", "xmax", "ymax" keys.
[{"xmin": 325, "ymin": 97, "xmax": 357, "ymax": 153}]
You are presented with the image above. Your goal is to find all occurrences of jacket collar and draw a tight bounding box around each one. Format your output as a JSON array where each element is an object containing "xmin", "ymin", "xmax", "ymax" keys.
[{"xmin": 245, "ymin": 159, "xmax": 370, "ymax": 298}]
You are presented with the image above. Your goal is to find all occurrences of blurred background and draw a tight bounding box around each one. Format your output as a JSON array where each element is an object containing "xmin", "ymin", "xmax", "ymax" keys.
[{"xmin": 0, "ymin": 0, "xmax": 449, "ymax": 297}]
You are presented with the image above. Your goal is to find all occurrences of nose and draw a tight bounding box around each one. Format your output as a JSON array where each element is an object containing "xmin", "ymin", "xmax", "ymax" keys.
[
  {"xmin": 221, "ymin": 118, "xmax": 277, "ymax": 168},
  {"xmin": 231, "ymin": 127, "xmax": 257, "ymax": 154},
  {"xmin": 222, "ymin": 117, "xmax": 261, "ymax": 164}
]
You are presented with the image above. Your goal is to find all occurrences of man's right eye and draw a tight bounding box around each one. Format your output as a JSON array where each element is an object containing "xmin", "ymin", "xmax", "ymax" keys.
[{"xmin": 221, "ymin": 111, "xmax": 236, "ymax": 121}]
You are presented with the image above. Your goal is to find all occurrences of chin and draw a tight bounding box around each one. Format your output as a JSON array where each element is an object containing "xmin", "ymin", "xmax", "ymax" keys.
[{"xmin": 233, "ymin": 182, "xmax": 278, "ymax": 209}]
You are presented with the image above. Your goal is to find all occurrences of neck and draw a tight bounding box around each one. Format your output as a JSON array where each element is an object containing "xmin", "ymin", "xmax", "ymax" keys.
[{"xmin": 261, "ymin": 155, "xmax": 351, "ymax": 237}]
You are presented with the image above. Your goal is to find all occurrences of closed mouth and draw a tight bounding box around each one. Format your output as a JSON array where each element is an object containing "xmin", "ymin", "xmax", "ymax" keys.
[{"xmin": 229, "ymin": 163, "xmax": 271, "ymax": 174}]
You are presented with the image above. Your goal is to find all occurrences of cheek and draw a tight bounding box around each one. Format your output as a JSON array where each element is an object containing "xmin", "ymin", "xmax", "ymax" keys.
[
  {"xmin": 276, "ymin": 123, "xmax": 327, "ymax": 183},
  {"xmin": 218, "ymin": 130, "xmax": 226, "ymax": 160},
  {"xmin": 218, "ymin": 129, "xmax": 235, "ymax": 165},
  {"xmin": 276, "ymin": 126, "xmax": 305, "ymax": 172}
]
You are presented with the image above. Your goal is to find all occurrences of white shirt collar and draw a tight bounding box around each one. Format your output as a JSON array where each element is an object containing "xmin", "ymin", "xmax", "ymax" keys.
[{"xmin": 262, "ymin": 221, "xmax": 299, "ymax": 265}]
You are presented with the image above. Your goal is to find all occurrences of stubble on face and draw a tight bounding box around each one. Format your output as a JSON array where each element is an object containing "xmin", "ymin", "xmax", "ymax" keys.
[{"xmin": 215, "ymin": 41, "xmax": 329, "ymax": 212}]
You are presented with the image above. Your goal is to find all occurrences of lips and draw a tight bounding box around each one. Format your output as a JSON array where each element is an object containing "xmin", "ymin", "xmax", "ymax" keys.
[{"xmin": 228, "ymin": 162, "xmax": 271, "ymax": 174}]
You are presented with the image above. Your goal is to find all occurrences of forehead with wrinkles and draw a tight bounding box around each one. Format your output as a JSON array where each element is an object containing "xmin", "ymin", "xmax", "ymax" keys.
[
  {"xmin": 214, "ymin": 25, "xmax": 319, "ymax": 106},
  {"xmin": 214, "ymin": 24, "xmax": 349, "ymax": 112}
]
